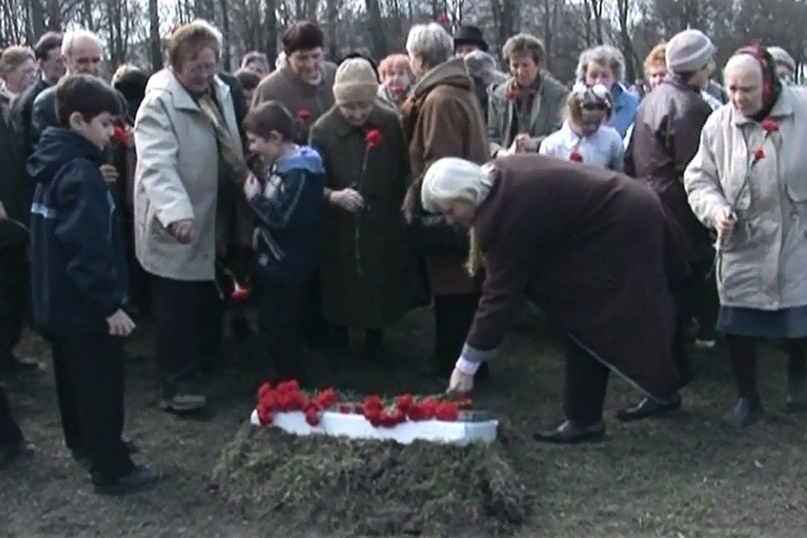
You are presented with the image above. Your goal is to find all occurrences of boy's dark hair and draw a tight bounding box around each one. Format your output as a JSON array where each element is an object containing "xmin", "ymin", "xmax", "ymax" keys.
[
  {"xmin": 34, "ymin": 32, "xmax": 63, "ymax": 61},
  {"xmin": 56, "ymin": 74, "xmax": 121, "ymax": 127},
  {"xmin": 282, "ymin": 21, "xmax": 324, "ymax": 55},
  {"xmin": 234, "ymin": 68, "xmax": 262, "ymax": 91},
  {"xmin": 243, "ymin": 101, "xmax": 294, "ymax": 140}
]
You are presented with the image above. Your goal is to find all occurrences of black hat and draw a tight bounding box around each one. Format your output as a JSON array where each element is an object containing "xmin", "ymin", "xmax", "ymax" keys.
[{"xmin": 453, "ymin": 25, "xmax": 488, "ymax": 52}]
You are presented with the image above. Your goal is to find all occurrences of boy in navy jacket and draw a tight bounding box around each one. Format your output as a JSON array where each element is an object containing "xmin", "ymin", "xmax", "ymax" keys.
[
  {"xmin": 28, "ymin": 75, "xmax": 159, "ymax": 495},
  {"xmin": 242, "ymin": 101, "xmax": 325, "ymax": 385}
]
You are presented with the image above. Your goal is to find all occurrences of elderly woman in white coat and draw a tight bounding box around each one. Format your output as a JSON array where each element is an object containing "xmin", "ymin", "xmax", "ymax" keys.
[
  {"xmin": 134, "ymin": 21, "xmax": 248, "ymax": 413},
  {"xmin": 685, "ymin": 46, "xmax": 807, "ymax": 428}
]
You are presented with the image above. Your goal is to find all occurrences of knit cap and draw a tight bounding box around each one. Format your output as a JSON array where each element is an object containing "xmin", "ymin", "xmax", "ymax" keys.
[
  {"xmin": 666, "ymin": 29, "xmax": 715, "ymax": 73},
  {"xmin": 333, "ymin": 58, "xmax": 379, "ymax": 105}
]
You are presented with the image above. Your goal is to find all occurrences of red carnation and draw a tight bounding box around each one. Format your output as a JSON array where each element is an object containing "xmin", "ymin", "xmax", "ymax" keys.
[
  {"xmin": 454, "ymin": 398, "xmax": 473, "ymax": 410},
  {"xmin": 365, "ymin": 128, "xmax": 382, "ymax": 148},
  {"xmin": 760, "ymin": 117, "xmax": 779, "ymax": 133},
  {"xmin": 365, "ymin": 408, "xmax": 383, "ymax": 427},
  {"xmin": 569, "ymin": 148, "xmax": 583, "ymax": 162},
  {"xmin": 338, "ymin": 404, "xmax": 352, "ymax": 414},
  {"xmin": 256, "ymin": 402, "xmax": 273, "ymax": 425},
  {"xmin": 752, "ymin": 147, "xmax": 765, "ymax": 163},
  {"xmin": 304, "ymin": 409, "xmax": 321, "ymax": 426},
  {"xmin": 112, "ymin": 123, "xmax": 128, "ymax": 146},
  {"xmin": 230, "ymin": 283, "xmax": 251, "ymax": 305},
  {"xmin": 314, "ymin": 388, "xmax": 337, "ymax": 409},
  {"xmin": 363, "ymin": 394, "xmax": 384, "ymax": 413},
  {"xmin": 354, "ymin": 403, "xmax": 364, "ymax": 414},
  {"xmin": 296, "ymin": 108, "xmax": 312, "ymax": 122},
  {"xmin": 504, "ymin": 86, "xmax": 520, "ymax": 101},
  {"xmin": 395, "ymin": 393, "xmax": 414, "ymax": 413},
  {"xmin": 257, "ymin": 382, "xmax": 272, "ymax": 401},
  {"xmin": 434, "ymin": 401, "xmax": 459, "ymax": 422}
]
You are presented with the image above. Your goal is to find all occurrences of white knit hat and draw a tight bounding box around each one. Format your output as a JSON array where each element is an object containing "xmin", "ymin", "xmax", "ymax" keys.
[
  {"xmin": 666, "ymin": 29, "xmax": 715, "ymax": 73},
  {"xmin": 333, "ymin": 58, "xmax": 378, "ymax": 105},
  {"xmin": 421, "ymin": 157, "xmax": 495, "ymax": 213}
]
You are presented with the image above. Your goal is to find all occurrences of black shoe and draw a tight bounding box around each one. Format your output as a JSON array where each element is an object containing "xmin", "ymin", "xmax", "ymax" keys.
[
  {"xmin": 533, "ymin": 419, "xmax": 605, "ymax": 444},
  {"xmin": 72, "ymin": 438, "xmax": 138, "ymax": 464},
  {"xmin": 0, "ymin": 439, "xmax": 30, "ymax": 470},
  {"xmin": 786, "ymin": 371, "xmax": 807, "ymax": 412},
  {"xmin": 723, "ymin": 397, "xmax": 763, "ymax": 428},
  {"xmin": 93, "ymin": 465, "xmax": 161, "ymax": 496},
  {"xmin": 616, "ymin": 393, "xmax": 682, "ymax": 422}
]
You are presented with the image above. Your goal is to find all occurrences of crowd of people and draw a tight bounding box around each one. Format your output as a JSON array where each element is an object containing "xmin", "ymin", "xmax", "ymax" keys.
[{"xmin": 1, "ymin": 17, "xmax": 805, "ymax": 497}]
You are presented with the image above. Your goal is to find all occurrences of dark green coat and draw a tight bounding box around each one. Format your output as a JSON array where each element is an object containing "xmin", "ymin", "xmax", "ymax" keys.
[{"xmin": 310, "ymin": 102, "xmax": 413, "ymax": 329}]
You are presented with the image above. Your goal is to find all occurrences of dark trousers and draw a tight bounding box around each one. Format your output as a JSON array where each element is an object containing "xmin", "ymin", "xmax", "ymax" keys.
[
  {"xmin": 258, "ymin": 276, "xmax": 306, "ymax": 381},
  {"xmin": 300, "ymin": 265, "xmax": 330, "ymax": 348},
  {"xmin": 692, "ymin": 263, "xmax": 719, "ymax": 341},
  {"xmin": 0, "ymin": 243, "xmax": 28, "ymax": 364},
  {"xmin": 121, "ymin": 214, "xmax": 150, "ymax": 316},
  {"xmin": 433, "ymin": 294, "xmax": 480, "ymax": 374},
  {"xmin": 669, "ymin": 261, "xmax": 712, "ymax": 387},
  {"xmin": 151, "ymin": 276, "xmax": 224, "ymax": 398},
  {"xmin": 51, "ymin": 332, "xmax": 135, "ymax": 481},
  {"xmin": 562, "ymin": 336, "xmax": 609, "ymax": 426},
  {"xmin": 0, "ymin": 384, "xmax": 24, "ymax": 447}
]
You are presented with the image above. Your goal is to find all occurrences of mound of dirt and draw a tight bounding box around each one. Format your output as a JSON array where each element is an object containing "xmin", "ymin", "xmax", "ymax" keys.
[{"xmin": 210, "ymin": 423, "xmax": 527, "ymax": 537}]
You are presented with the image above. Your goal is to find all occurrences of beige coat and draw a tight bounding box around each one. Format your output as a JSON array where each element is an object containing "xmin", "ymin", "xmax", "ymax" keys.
[
  {"xmin": 133, "ymin": 70, "xmax": 244, "ymax": 281},
  {"xmin": 684, "ymin": 86, "xmax": 807, "ymax": 309}
]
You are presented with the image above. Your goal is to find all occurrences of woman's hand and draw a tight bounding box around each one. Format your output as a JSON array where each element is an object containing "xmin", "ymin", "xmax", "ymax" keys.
[
  {"xmin": 446, "ymin": 367, "xmax": 474, "ymax": 395},
  {"xmin": 330, "ymin": 188, "xmax": 365, "ymax": 212},
  {"xmin": 243, "ymin": 174, "xmax": 261, "ymax": 199},
  {"xmin": 715, "ymin": 208, "xmax": 736, "ymax": 241},
  {"xmin": 170, "ymin": 219, "xmax": 197, "ymax": 243}
]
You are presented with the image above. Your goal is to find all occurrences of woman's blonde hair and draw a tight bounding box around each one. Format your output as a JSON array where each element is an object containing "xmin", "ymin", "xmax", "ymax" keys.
[{"xmin": 644, "ymin": 42, "xmax": 666, "ymax": 73}]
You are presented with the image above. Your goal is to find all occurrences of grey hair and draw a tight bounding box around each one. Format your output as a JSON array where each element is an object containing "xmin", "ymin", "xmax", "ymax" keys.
[
  {"xmin": 406, "ymin": 23, "xmax": 453, "ymax": 69},
  {"xmin": 723, "ymin": 54, "xmax": 763, "ymax": 84},
  {"xmin": 575, "ymin": 44, "xmax": 625, "ymax": 82},
  {"xmin": 61, "ymin": 30, "xmax": 103, "ymax": 58},
  {"xmin": 463, "ymin": 50, "xmax": 497, "ymax": 77}
]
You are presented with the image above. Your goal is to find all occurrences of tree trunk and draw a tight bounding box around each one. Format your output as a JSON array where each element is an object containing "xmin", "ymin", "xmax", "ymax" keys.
[
  {"xmin": 365, "ymin": 0, "xmax": 388, "ymax": 59},
  {"xmin": 264, "ymin": 0, "xmax": 278, "ymax": 67},
  {"xmin": 219, "ymin": 0, "xmax": 232, "ymax": 70},
  {"xmin": 148, "ymin": 0, "xmax": 163, "ymax": 72},
  {"xmin": 29, "ymin": 0, "xmax": 46, "ymax": 39}
]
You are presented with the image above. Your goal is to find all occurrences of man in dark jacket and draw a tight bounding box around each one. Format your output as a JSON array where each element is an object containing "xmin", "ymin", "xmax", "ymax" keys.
[
  {"xmin": 9, "ymin": 32, "xmax": 64, "ymax": 160},
  {"xmin": 622, "ymin": 29, "xmax": 715, "ymax": 419},
  {"xmin": 0, "ymin": 92, "xmax": 39, "ymax": 376}
]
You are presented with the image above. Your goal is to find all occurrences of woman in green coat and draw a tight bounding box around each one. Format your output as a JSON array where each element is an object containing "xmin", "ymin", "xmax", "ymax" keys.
[{"xmin": 310, "ymin": 57, "xmax": 413, "ymax": 360}]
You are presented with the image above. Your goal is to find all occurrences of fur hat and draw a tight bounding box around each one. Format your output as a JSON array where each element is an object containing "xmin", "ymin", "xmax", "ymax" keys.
[{"xmin": 333, "ymin": 58, "xmax": 378, "ymax": 105}]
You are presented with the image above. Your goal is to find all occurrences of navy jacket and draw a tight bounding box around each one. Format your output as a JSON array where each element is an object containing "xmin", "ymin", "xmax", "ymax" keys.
[
  {"xmin": 28, "ymin": 128, "xmax": 129, "ymax": 336},
  {"xmin": 250, "ymin": 146, "xmax": 325, "ymax": 283}
]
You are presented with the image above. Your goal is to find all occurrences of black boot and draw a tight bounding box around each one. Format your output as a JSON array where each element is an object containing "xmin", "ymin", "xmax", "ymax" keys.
[
  {"xmin": 616, "ymin": 393, "xmax": 682, "ymax": 422},
  {"xmin": 786, "ymin": 367, "xmax": 807, "ymax": 412}
]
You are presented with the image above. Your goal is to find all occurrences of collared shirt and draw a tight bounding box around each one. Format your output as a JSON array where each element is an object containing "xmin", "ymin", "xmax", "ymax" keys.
[{"xmin": 539, "ymin": 120, "xmax": 624, "ymax": 171}]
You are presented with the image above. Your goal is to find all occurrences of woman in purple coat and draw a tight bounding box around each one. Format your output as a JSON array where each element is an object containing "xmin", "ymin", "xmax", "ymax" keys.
[{"xmin": 421, "ymin": 154, "xmax": 684, "ymax": 443}]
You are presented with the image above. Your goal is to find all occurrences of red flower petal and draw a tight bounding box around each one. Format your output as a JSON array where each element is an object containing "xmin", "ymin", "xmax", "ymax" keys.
[
  {"xmin": 296, "ymin": 108, "xmax": 312, "ymax": 122},
  {"xmin": 337, "ymin": 404, "xmax": 352, "ymax": 414},
  {"xmin": 304, "ymin": 409, "xmax": 321, "ymax": 426},
  {"xmin": 753, "ymin": 147, "xmax": 765, "ymax": 162},
  {"xmin": 365, "ymin": 128, "xmax": 382, "ymax": 148},
  {"xmin": 760, "ymin": 117, "xmax": 779, "ymax": 133}
]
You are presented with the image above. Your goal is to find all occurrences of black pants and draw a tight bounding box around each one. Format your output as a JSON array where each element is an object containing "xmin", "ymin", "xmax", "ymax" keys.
[
  {"xmin": 0, "ymin": 243, "xmax": 27, "ymax": 364},
  {"xmin": 151, "ymin": 276, "xmax": 224, "ymax": 398},
  {"xmin": 669, "ymin": 261, "xmax": 712, "ymax": 386},
  {"xmin": 0, "ymin": 384, "xmax": 24, "ymax": 448},
  {"xmin": 300, "ymin": 265, "xmax": 331, "ymax": 348},
  {"xmin": 258, "ymin": 276, "xmax": 306, "ymax": 381},
  {"xmin": 121, "ymin": 215, "xmax": 150, "ymax": 316},
  {"xmin": 51, "ymin": 332, "xmax": 135, "ymax": 481},
  {"xmin": 562, "ymin": 336, "xmax": 609, "ymax": 426},
  {"xmin": 692, "ymin": 263, "xmax": 719, "ymax": 341},
  {"xmin": 433, "ymin": 294, "xmax": 480, "ymax": 374}
]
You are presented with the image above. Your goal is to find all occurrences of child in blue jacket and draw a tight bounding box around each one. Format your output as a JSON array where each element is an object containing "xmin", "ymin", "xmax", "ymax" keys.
[
  {"xmin": 242, "ymin": 101, "xmax": 325, "ymax": 386},
  {"xmin": 28, "ymin": 75, "xmax": 159, "ymax": 495}
]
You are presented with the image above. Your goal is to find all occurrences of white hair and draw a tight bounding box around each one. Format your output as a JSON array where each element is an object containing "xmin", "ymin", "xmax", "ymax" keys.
[
  {"xmin": 421, "ymin": 157, "xmax": 496, "ymax": 213},
  {"xmin": 575, "ymin": 44, "xmax": 625, "ymax": 82},
  {"xmin": 61, "ymin": 30, "xmax": 103, "ymax": 58},
  {"xmin": 723, "ymin": 54, "xmax": 763, "ymax": 85},
  {"xmin": 406, "ymin": 23, "xmax": 453, "ymax": 69},
  {"xmin": 463, "ymin": 50, "xmax": 498, "ymax": 77}
]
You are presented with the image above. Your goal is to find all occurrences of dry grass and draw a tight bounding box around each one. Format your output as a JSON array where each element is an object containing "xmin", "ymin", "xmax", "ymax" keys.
[{"xmin": 2, "ymin": 306, "xmax": 807, "ymax": 537}]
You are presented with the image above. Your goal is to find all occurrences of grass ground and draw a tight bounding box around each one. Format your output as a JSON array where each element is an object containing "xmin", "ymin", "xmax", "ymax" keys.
[{"xmin": 2, "ymin": 306, "xmax": 807, "ymax": 537}]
